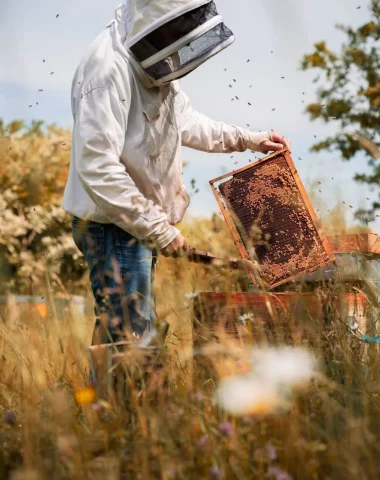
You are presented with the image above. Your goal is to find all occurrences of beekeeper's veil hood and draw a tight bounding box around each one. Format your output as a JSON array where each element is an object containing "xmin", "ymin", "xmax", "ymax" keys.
[{"xmin": 122, "ymin": 0, "xmax": 235, "ymax": 86}]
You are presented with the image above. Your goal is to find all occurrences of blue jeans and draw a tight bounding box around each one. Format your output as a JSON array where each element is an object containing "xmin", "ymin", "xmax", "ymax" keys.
[{"xmin": 72, "ymin": 217, "xmax": 157, "ymax": 344}]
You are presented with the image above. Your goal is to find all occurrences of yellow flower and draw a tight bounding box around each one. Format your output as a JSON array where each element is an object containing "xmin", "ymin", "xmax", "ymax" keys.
[{"xmin": 74, "ymin": 387, "xmax": 96, "ymax": 405}]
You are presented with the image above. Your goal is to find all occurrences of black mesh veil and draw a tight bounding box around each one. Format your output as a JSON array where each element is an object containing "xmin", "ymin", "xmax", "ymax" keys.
[
  {"xmin": 130, "ymin": 1, "xmax": 219, "ymax": 61},
  {"xmin": 129, "ymin": 1, "xmax": 234, "ymax": 84},
  {"xmin": 145, "ymin": 23, "xmax": 233, "ymax": 82}
]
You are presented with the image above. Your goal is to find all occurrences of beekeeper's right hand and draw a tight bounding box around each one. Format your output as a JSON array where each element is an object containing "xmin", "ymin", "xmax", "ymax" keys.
[
  {"xmin": 260, "ymin": 131, "xmax": 291, "ymax": 153},
  {"xmin": 161, "ymin": 233, "xmax": 187, "ymax": 258}
]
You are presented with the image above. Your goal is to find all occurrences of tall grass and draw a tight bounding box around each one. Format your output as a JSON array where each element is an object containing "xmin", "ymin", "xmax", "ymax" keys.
[{"xmin": 0, "ymin": 215, "xmax": 379, "ymax": 480}]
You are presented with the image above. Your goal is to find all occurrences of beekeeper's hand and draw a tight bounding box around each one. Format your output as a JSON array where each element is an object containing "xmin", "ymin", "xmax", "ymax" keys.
[
  {"xmin": 260, "ymin": 131, "xmax": 291, "ymax": 153},
  {"xmin": 161, "ymin": 233, "xmax": 188, "ymax": 258}
]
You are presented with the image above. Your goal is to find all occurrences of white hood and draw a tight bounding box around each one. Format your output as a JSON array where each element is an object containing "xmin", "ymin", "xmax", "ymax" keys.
[
  {"xmin": 122, "ymin": 0, "xmax": 210, "ymax": 46},
  {"xmin": 121, "ymin": 0, "xmax": 235, "ymax": 86}
]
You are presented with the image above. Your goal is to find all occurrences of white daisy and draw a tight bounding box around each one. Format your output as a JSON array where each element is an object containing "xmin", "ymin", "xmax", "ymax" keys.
[
  {"xmin": 251, "ymin": 347, "xmax": 316, "ymax": 387},
  {"xmin": 216, "ymin": 347, "xmax": 317, "ymax": 416},
  {"xmin": 216, "ymin": 374, "xmax": 284, "ymax": 416},
  {"xmin": 238, "ymin": 313, "xmax": 254, "ymax": 325}
]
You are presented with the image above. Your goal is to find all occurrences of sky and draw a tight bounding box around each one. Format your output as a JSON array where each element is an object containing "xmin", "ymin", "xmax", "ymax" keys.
[{"xmin": 1, "ymin": 0, "xmax": 378, "ymax": 229}]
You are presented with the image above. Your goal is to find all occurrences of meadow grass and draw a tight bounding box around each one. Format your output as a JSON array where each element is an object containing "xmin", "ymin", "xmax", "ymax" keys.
[{"xmin": 0, "ymin": 216, "xmax": 379, "ymax": 480}]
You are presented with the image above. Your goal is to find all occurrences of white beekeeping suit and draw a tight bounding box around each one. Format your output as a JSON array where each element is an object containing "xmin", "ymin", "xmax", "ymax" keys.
[{"xmin": 62, "ymin": 0, "xmax": 271, "ymax": 249}]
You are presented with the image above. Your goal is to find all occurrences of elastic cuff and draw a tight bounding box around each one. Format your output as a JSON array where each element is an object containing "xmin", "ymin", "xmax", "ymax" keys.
[
  {"xmin": 247, "ymin": 131, "xmax": 271, "ymax": 152},
  {"xmin": 156, "ymin": 225, "xmax": 180, "ymax": 249}
]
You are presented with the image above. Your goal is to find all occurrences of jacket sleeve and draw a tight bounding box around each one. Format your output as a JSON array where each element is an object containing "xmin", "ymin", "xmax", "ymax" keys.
[
  {"xmin": 74, "ymin": 82, "xmax": 179, "ymax": 249},
  {"xmin": 178, "ymin": 90, "xmax": 270, "ymax": 153}
]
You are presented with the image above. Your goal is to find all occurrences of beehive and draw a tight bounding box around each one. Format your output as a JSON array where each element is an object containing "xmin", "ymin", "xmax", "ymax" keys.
[
  {"xmin": 209, "ymin": 150, "xmax": 334, "ymax": 288},
  {"xmin": 192, "ymin": 291, "xmax": 372, "ymax": 346},
  {"xmin": 193, "ymin": 234, "xmax": 380, "ymax": 347},
  {"xmin": 192, "ymin": 291, "xmax": 324, "ymax": 345}
]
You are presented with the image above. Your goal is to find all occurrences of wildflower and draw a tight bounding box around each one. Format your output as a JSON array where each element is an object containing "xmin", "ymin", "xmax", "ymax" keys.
[
  {"xmin": 346, "ymin": 316, "xmax": 359, "ymax": 331},
  {"xmin": 216, "ymin": 347, "xmax": 316, "ymax": 416},
  {"xmin": 74, "ymin": 386, "xmax": 96, "ymax": 406},
  {"xmin": 266, "ymin": 442, "xmax": 277, "ymax": 460},
  {"xmin": 209, "ymin": 466, "xmax": 222, "ymax": 479},
  {"xmin": 4, "ymin": 411, "xmax": 16, "ymax": 425},
  {"xmin": 185, "ymin": 292, "xmax": 199, "ymax": 299},
  {"xmin": 238, "ymin": 313, "xmax": 254, "ymax": 326},
  {"xmin": 268, "ymin": 466, "xmax": 292, "ymax": 480},
  {"xmin": 92, "ymin": 402, "xmax": 112, "ymax": 415},
  {"xmin": 251, "ymin": 347, "xmax": 316, "ymax": 387},
  {"xmin": 93, "ymin": 400, "xmax": 112, "ymax": 413},
  {"xmin": 197, "ymin": 435, "xmax": 209, "ymax": 451},
  {"xmin": 166, "ymin": 466, "xmax": 177, "ymax": 479},
  {"xmin": 241, "ymin": 415, "xmax": 253, "ymax": 425},
  {"xmin": 216, "ymin": 375, "xmax": 283, "ymax": 416},
  {"xmin": 191, "ymin": 392, "xmax": 204, "ymax": 402},
  {"xmin": 92, "ymin": 403, "xmax": 102, "ymax": 414},
  {"xmin": 219, "ymin": 421, "xmax": 234, "ymax": 437}
]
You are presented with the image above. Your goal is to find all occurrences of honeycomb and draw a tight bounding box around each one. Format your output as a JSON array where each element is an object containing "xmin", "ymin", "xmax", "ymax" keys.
[{"xmin": 218, "ymin": 153, "xmax": 333, "ymax": 287}]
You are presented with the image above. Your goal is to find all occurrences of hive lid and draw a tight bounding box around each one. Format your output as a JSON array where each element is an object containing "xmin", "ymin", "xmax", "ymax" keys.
[
  {"xmin": 209, "ymin": 149, "xmax": 335, "ymax": 289},
  {"xmin": 301, "ymin": 233, "xmax": 380, "ymax": 285},
  {"xmin": 326, "ymin": 233, "xmax": 380, "ymax": 256}
]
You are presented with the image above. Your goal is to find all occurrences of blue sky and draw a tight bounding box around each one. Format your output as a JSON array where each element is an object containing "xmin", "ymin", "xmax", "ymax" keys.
[{"xmin": 1, "ymin": 0, "xmax": 377, "ymax": 228}]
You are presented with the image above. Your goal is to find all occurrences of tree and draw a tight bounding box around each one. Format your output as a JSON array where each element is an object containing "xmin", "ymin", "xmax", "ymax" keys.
[{"xmin": 301, "ymin": 0, "xmax": 380, "ymax": 221}]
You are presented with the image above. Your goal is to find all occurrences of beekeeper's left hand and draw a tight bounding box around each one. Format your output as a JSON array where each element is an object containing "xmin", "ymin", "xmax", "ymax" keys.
[{"xmin": 260, "ymin": 131, "xmax": 291, "ymax": 153}]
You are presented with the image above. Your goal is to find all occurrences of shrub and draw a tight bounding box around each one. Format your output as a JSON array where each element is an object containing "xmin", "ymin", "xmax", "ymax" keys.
[{"xmin": 0, "ymin": 119, "xmax": 86, "ymax": 294}]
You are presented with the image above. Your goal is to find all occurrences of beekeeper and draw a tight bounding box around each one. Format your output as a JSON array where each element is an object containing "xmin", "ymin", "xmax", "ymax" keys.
[{"xmin": 63, "ymin": 0, "xmax": 291, "ymax": 344}]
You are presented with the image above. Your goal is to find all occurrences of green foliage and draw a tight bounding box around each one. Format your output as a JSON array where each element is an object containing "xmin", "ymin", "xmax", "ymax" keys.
[{"xmin": 301, "ymin": 0, "xmax": 380, "ymax": 219}]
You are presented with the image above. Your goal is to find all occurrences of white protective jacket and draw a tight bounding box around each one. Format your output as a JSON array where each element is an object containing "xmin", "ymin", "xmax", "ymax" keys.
[{"xmin": 62, "ymin": 2, "xmax": 271, "ymax": 249}]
